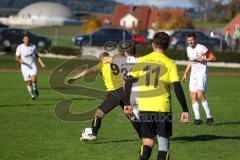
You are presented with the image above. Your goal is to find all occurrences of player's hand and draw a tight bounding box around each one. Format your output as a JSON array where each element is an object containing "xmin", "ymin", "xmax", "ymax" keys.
[
  {"xmin": 67, "ymin": 78, "xmax": 76, "ymax": 84},
  {"xmin": 20, "ymin": 59, "xmax": 24, "ymax": 64},
  {"xmin": 124, "ymin": 105, "xmax": 133, "ymax": 119},
  {"xmin": 194, "ymin": 56, "xmax": 204, "ymax": 62},
  {"xmin": 181, "ymin": 112, "xmax": 189, "ymax": 124},
  {"xmin": 182, "ymin": 73, "xmax": 187, "ymax": 83}
]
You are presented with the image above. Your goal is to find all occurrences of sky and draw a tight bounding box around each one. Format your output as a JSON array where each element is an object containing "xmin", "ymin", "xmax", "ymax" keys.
[{"xmin": 115, "ymin": 0, "xmax": 194, "ymax": 8}]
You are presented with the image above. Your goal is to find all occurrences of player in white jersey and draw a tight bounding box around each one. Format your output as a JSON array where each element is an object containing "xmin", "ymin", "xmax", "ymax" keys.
[
  {"xmin": 182, "ymin": 32, "xmax": 216, "ymax": 125},
  {"xmin": 104, "ymin": 44, "xmax": 140, "ymax": 119},
  {"xmin": 15, "ymin": 35, "xmax": 46, "ymax": 100}
]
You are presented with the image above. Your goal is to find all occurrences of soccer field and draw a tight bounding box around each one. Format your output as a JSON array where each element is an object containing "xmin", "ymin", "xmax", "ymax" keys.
[{"xmin": 0, "ymin": 56, "xmax": 239, "ymax": 160}]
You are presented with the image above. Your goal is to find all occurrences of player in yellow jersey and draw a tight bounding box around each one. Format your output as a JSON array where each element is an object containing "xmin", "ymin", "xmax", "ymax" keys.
[
  {"xmin": 124, "ymin": 32, "xmax": 189, "ymax": 160},
  {"xmin": 67, "ymin": 52, "xmax": 141, "ymax": 141}
]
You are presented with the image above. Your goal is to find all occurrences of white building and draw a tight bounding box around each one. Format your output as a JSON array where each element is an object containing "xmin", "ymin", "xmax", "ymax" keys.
[
  {"xmin": 120, "ymin": 13, "xmax": 138, "ymax": 29},
  {"xmin": 0, "ymin": 2, "xmax": 77, "ymax": 27}
]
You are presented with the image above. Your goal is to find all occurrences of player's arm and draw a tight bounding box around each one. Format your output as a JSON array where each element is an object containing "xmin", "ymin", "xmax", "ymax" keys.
[
  {"xmin": 15, "ymin": 47, "xmax": 23, "ymax": 64},
  {"xmin": 15, "ymin": 55, "xmax": 22, "ymax": 63},
  {"xmin": 124, "ymin": 75, "xmax": 138, "ymax": 118},
  {"xmin": 35, "ymin": 53, "xmax": 46, "ymax": 68},
  {"xmin": 170, "ymin": 62, "xmax": 189, "ymax": 123},
  {"xmin": 172, "ymin": 81, "xmax": 189, "ymax": 123},
  {"xmin": 194, "ymin": 50, "xmax": 217, "ymax": 62},
  {"xmin": 67, "ymin": 65, "xmax": 100, "ymax": 84},
  {"xmin": 182, "ymin": 61, "xmax": 191, "ymax": 83},
  {"xmin": 204, "ymin": 51, "xmax": 216, "ymax": 62}
]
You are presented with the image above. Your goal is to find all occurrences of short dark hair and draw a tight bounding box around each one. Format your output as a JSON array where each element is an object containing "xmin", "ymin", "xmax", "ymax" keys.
[
  {"xmin": 99, "ymin": 52, "xmax": 110, "ymax": 59},
  {"xmin": 152, "ymin": 32, "xmax": 170, "ymax": 50},
  {"xmin": 125, "ymin": 45, "xmax": 136, "ymax": 56},
  {"xmin": 23, "ymin": 34, "xmax": 29, "ymax": 39},
  {"xmin": 187, "ymin": 32, "xmax": 196, "ymax": 39}
]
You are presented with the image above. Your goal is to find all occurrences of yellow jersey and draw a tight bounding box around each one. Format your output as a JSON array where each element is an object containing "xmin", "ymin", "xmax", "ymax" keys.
[
  {"xmin": 129, "ymin": 52, "xmax": 179, "ymax": 112},
  {"xmin": 94, "ymin": 61, "xmax": 124, "ymax": 91}
]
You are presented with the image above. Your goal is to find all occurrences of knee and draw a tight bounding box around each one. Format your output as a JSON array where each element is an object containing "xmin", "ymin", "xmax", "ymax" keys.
[
  {"xmin": 26, "ymin": 81, "xmax": 32, "ymax": 86},
  {"xmin": 94, "ymin": 109, "xmax": 105, "ymax": 118},
  {"xmin": 190, "ymin": 93, "xmax": 197, "ymax": 103},
  {"xmin": 197, "ymin": 92, "xmax": 205, "ymax": 101}
]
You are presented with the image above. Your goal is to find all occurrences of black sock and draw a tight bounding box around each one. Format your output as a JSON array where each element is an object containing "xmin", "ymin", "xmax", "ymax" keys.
[
  {"xmin": 157, "ymin": 151, "xmax": 169, "ymax": 160},
  {"xmin": 92, "ymin": 117, "xmax": 102, "ymax": 136},
  {"xmin": 139, "ymin": 145, "xmax": 152, "ymax": 160},
  {"xmin": 131, "ymin": 121, "xmax": 141, "ymax": 139}
]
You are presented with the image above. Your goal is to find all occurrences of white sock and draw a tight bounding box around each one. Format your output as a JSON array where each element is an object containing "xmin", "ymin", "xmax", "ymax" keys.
[
  {"xmin": 192, "ymin": 102, "xmax": 200, "ymax": 120},
  {"xmin": 32, "ymin": 82, "xmax": 37, "ymax": 91},
  {"xmin": 202, "ymin": 100, "xmax": 212, "ymax": 118},
  {"xmin": 27, "ymin": 85, "xmax": 35, "ymax": 97}
]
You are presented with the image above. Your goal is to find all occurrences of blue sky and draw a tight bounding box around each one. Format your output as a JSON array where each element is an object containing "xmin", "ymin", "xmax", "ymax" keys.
[{"xmin": 114, "ymin": 0, "xmax": 194, "ymax": 8}]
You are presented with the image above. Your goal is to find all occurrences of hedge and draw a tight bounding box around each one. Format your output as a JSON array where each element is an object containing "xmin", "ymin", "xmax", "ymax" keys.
[{"xmin": 3, "ymin": 45, "xmax": 240, "ymax": 63}]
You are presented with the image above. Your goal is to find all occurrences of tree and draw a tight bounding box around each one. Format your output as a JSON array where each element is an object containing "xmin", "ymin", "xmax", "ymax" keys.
[
  {"xmin": 190, "ymin": 0, "xmax": 216, "ymax": 21},
  {"xmin": 226, "ymin": 0, "xmax": 240, "ymax": 20},
  {"xmin": 81, "ymin": 16, "xmax": 102, "ymax": 34}
]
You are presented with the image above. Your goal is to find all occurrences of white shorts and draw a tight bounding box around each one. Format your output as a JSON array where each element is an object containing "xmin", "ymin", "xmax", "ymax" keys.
[
  {"xmin": 189, "ymin": 75, "xmax": 207, "ymax": 92},
  {"xmin": 21, "ymin": 63, "xmax": 37, "ymax": 81}
]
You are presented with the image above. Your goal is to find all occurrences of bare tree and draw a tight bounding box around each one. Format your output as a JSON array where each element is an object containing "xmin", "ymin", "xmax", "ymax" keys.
[{"xmin": 190, "ymin": 0, "xmax": 216, "ymax": 21}]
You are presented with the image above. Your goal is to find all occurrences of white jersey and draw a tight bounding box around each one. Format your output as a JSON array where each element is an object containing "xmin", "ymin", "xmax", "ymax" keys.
[
  {"xmin": 112, "ymin": 55, "xmax": 139, "ymax": 118},
  {"xmin": 16, "ymin": 43, "xmax": 38, "ymax": 81},
  {"xmin": 187, "ymin": 44, "xmax": 210, "ymax": 77},
  {"xmin": 16, "ymin": 44, "xmax": 37, "ymax": 65}
]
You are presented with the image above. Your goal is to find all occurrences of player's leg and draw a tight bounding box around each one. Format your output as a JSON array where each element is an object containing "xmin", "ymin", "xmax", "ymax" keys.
[
  {"xmin": 196, "ymin": 77, "xmax": 214, "ymax": 125},
  {"xmin": 119, "ymin": 101, "xmax": 142, "ymax": 139},
  {"xmin": 26, "ymin": 80, "xmax": 35, "ymax": 99},
  {"xmin": 157, "ymin": 136, "xmax": 170, "ymax": 160},
  {"xmin": 21, "ymin": 65, "xmax": 35, "ymax": 99},
  {"xmin": 81, "ymin": 91, "xmax": 120, "ymax": 141},
  {"xmin": 30, "ymin": 64, "xmax": 39, "ymax": 97},
  {"xmin": 138, "ymin": 112, "xmax": 156, "ymax": 160},
  {"xmin": 140, "ymin": 138, "xmax": 154, "ymax": 160},
  {"xmin": 156, "ymin": 112, "xmax": 172, "ymax": 160},
  {"xmin": 189, "ymin": 77, "xmax": 202, "ymax": 124}
]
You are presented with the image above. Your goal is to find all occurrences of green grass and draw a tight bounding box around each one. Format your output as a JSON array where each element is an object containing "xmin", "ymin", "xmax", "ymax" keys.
[
  {"xmin": 0, "ymin": 56, "xmax": 239, "ymax": 160},
  {"xmin": 30, "ymin": 25, "xmax": 82, "ymax": 47},
  {"xmin": 193, "ymin": 21, "xmax": 228, "ymax": 29}
]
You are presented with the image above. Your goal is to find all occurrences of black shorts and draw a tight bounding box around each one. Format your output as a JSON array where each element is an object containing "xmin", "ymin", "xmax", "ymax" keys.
[
  {"xmin": 139, "ymin": 112, "xmax": 172, "ymax": 138},
  {"xmin": 98, "ymin": 87, "xmax": 125, "ymax": 114}
]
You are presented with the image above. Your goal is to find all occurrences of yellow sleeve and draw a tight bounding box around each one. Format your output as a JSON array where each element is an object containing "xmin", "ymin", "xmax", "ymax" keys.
[
  {"xmin": 129, "ymin": 62, "xmax": 140, "ymax": 78},
  {"xmin": 169, "ymin": 61, "xmax": 179, "ymax": 83},
  {"xmin": 92, "ymin": 62, "xmax": 102, "ymax": 71}
]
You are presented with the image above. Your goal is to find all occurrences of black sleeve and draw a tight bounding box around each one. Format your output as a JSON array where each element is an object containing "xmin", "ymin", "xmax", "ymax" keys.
[
  {"xmin": 172, "ymin": 81, "xmax": 189, "ymax": 112},
  {"xmin": 124, "ymin": 75, "xmax": 138, "ymax": 105}
]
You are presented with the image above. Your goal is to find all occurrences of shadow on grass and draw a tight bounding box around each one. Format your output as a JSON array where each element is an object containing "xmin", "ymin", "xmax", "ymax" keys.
[
  {"xmin": 91, "ymin": 139, "xmax": 139, "ymax": 145},
  {"xmin": 41, "ymin": 97, "xmax": 96, "ymax": 101},
  {"xmin": 213, "ymin": 121, "xmax": 240, "ymax": 126},
  {"xmin": 0, "ymin": 103, "xmax": 52, "ymax": 108},
  {"xmin": 172, "ymin": 134, "xmax": 240, "ymax": 142}
]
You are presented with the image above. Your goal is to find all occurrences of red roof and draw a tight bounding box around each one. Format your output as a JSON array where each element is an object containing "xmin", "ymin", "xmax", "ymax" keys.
[
  {"xmin": 147, "ymin": 8, "xmax": 185, "ymax": 28},
  {"xmin": 95, "ymin": 5, "xmax": 185, "ymax": 33},
  {"xmin": 224, "ymin": 14, "xmax": 240, "ymax": 37}
]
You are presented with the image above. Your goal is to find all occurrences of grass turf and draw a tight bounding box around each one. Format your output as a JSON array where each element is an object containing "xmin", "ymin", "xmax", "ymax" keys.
[{"xmin": 0, "ymin": 56, "xmax": 239, "ymax": 160}]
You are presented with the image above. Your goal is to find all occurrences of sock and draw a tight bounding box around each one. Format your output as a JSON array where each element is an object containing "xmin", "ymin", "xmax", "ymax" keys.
[
  {"xmin": 92, "ymin": 117, "xmax": 102, "ymax": 136},
  {"xmin": 157, "ymin": 151, "xmax": 169, "ymax": 160},
  {"xmin": 192, "ymin": 102, "xmax": 200, "ymax": 120},
  {"xmin": 139, "ymin": 145, "xmax": 152, "ymax": 160},
  {"xmin": 27, "ymin": 85, "xmax": 34, "ymax": 97},
  {"xmin": 131, "ymin": 121, "xmax": 141, "ymax": 139},
  {"xmin": 202, "ymin": 100, "xmax": 212, "ymax": 118},
  {"xmin": 32, "ymin": 81, "xmax": 38, "ymax": 91}
]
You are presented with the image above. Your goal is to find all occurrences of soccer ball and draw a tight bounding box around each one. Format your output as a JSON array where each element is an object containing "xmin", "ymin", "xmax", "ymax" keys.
[{"xmin": 81, "ymin": 128, "xmax": 93, "ymax": 138}]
